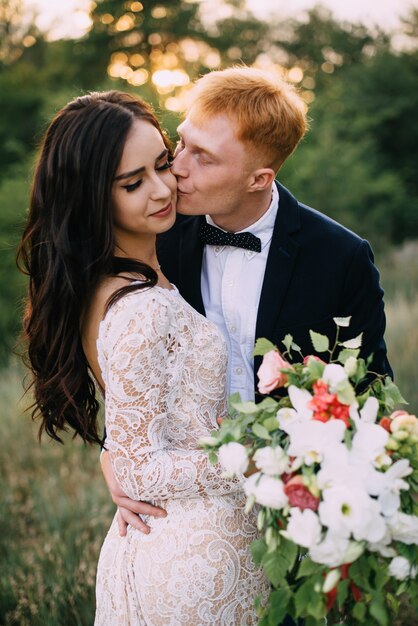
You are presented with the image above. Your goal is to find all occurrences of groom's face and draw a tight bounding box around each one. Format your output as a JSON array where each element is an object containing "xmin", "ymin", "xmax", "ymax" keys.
[{"xmin": 172, "ymin": 110, "xmax": 254, "ymax": 221}]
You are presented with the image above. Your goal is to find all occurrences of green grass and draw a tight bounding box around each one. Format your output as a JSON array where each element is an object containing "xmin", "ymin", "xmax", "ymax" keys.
[{"xmin": 0, "ymin": 366, "xmax": 113, "ymax": 625}]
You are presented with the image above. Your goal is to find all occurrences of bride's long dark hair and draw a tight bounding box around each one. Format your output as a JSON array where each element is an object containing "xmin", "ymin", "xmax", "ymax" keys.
[{"xmin": 17, "ymin": 91, "xmax": 172, "ymax": 445}]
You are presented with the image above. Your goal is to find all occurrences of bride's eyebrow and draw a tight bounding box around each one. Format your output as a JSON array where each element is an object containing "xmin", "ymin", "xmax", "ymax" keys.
[{"xmin": 114, "ymin": 149, "xmax": 168, "ymax": 181}]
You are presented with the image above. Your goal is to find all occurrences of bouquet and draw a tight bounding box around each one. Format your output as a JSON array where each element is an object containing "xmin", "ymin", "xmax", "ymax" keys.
[{"xmin": 200, "ymin": 317, "xmax": 418, "ymax": 626}]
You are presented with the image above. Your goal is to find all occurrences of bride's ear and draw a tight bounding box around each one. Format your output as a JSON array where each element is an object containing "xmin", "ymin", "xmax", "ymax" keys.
[{"xmin": 247, "ymin": 168, "xmax": 276, "ymax": 193}]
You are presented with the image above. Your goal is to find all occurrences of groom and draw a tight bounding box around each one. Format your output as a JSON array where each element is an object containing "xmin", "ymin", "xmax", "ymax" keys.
[{"xmin": 102, "ymin": 67, "xmax": 392, "ymax": 532}]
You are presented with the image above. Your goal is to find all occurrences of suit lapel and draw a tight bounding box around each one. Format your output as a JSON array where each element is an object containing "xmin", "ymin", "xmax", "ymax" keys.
[
  {"xmin": 178, "ymin": 216, "xmax": 206, "ymax": 315},
  {"xmin": 255, "ymin": 182, "xmax": 301, "ymax": 341}
]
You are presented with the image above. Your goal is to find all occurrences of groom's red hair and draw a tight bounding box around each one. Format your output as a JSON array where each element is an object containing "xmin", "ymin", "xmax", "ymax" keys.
[{"xmin": 186, "ymin": 66, "xmax": 308, "ymax": 171}]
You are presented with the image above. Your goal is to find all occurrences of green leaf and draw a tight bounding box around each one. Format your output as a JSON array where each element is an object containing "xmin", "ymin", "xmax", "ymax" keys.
[
  {"xmin": 333, "ymin": 316, "xmax": 352, "ymax": 327},
  {"xmin": 268, "ymin": 588, "xmax": 291, "ymax": 626},
  {"xmin": 263, "ymin": 416, "xmax": 280, "ymax": 432},
  {"xmin": 382, "ymin": 377, "xmax": 408, "ymax": 408},
  {"xmin": 353, "ymin": 602, "xmax": 366, "ymax": 620},
  {"xmin": 254, "ymin": 338, "xmax": 277, "ymax": 356},
  {"xmin": 252, "ymin": 423, "xmax": 272, "ymax": 440},
  {"xmin": 262, "ymin": 550, "xmax": 288, "ymax": 587},
  {"xmin": 338, "ymin": 347, "xmax": 360, "ymax": 364},
  {"xmin": 231, "ymin": 400, "xmax": 259, "ymax": 414},
  {"xmin": 341, "ymin": 332, "xmax": 363, "ymax": 349},
  {"xmin": 350, "ymin": 558, "xmax": 372, "ymax": 591},
  {"xmin": 281, "ymin": 537, "xmax": 298, "ymax": 573},
  {"xmin": 250, "ymin": 538, "xmax": 268, "ymax": 565},
  {"xmin": 294, "ymin": 578, "xmax": 321, "ymax": 617},
  {"xmin": 297, "ymin": 556, "xmax": 319, "ymax": 578},
  {"xmin": 309, "ymin": 330, "xmax": 329, "ymax": 353},
  {"xmin": 208, "ymin": 450, "xmax": 218, "ymax": 465},
  {"xmin": 369, "ymin": 591, "xmax": 389, "ymax": 626},
  {"xmin": 306, "ymin": 356, "xmax": 325, "ymax": 379},
  {"xmin": 282, "ymin": 334, "xmax": 294, "ymax": 353},
  {"xmin": 337, "ymin": 578, "xmax": 349, "ymax": 608},
  {"xmin": 336, "ymin": 380, "xmax": 357, "ymax": 405},
  {"xmin": 257, "ymin": 397, "xmax": 280, "ymax": 413}
]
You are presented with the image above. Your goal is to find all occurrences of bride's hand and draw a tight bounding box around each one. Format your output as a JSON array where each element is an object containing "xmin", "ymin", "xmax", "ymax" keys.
[{"xmin": 100, "ymin": 450, "xmax": 167, "ymax": 536}]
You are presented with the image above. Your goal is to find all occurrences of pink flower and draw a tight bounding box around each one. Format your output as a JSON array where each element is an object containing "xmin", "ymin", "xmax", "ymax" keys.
[
  {"xmin": 303, "ymin": 355, "xmax": 326, "ymax": 365},
  {"xmin": 257, "ymin": 350, "xmax": 292, "ymax": 394}
]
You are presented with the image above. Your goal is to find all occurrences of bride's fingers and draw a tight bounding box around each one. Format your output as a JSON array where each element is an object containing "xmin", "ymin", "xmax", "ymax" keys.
[
  {"xmin": 113, "ymin": 496, "xmax": 167, "ymax": 518},
  {"xmin": 118, "ymin": 506, "xmax": 151, "ymax": 535},
  {"xmin": 216, "ymin": 416, "xmax": 224, "ymax": 426},
  {"xmin": 117, "ymin": 509, "xmax": 128, "ymax": 537}
]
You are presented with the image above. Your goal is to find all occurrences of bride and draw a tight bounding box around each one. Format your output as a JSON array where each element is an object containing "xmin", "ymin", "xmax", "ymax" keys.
[{"xmin": 18, "ymin": 90, "xmax": 269, "ymax": 625}]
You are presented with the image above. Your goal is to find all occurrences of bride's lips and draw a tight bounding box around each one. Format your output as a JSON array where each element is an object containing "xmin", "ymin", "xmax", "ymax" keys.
[{"xmin": 151, "ymin": 202, "xmax": 173, "ymax": 218}]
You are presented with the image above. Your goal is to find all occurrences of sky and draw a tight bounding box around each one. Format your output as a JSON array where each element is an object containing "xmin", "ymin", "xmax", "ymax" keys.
[{"xmin": 25, "ymin": 0, "xmax": 418, "ymax": 40}]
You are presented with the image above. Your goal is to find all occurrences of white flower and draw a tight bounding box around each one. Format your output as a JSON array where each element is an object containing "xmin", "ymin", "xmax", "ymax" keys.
[
  {"xmin": 287, "ymin": 420, "xmax": 346, "ymax": 466},
  {"xmin": 218, "ymin": 442, "xmax": 248, "ymax": 477},
  {"xmin": 388, "ymin": 556, "xmax": 417, "ymax": 580},
  {"xmin": 368, "ymin": 527, "xmax": 396, "ymax": 558},
  {"xmin": 288, "ymin": 386, "xmax": 313, "ymax": 421},
  {"xmin": 253, "ymin": 446, "xmax": 289, "ymax": 476},
  {"xmin": 318, "ymin": 485, "xmax": 386, "ymax": 543},
  {"xmin": 276, "ymin": 407, "xmax": 299, "ymax": 433},
  {"xmin": 367, "ymin": 459, "xmax": 412, "ymax": 516},
  {"xmin": 309, "ymin": 532, "xmax": 364, "ymax": 567},
  {"xmin": 243, "ymin": 472, "xmax": 288, "ymax": 510},
  {"xmin": 322, "ymin": 363, "xmax": 348, "ymax": 390},
  {"xmin": 386, "ymin": 512, "xmax": 418, "ymax": 545},
  {"xmin": 350, "ymin": 422, "xmax": 389, "ymax": 467},
  {"xmin": 316, "ymin": 448, "xmax": 366, "ymax": 491},
  {"xmin": 350, "ymin": 396, "xmax": 379, "ymax": 426},
  {"xmin": 283, "ymin": 508, "xmax": 322, "ymax": 548}
]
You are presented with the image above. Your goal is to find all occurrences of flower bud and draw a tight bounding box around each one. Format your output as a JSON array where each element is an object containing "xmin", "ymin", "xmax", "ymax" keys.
[
  {"xmin": 386, "ymin": 437, "xmax": 400, "ymax": 451},
  {"xmin": 323, "ymin": 569, "xmax": 341, "ymax": 593},
  {"xmin": 392, "ymin": 430, "xmax": 409, "ymax": 442},
  {"xmin": 344, "ymin": 356, "xmax": 358, "ymax": 378},
  {"xmin": 257, "ymin": 509, "xmax": 265, "ymax": 531}
]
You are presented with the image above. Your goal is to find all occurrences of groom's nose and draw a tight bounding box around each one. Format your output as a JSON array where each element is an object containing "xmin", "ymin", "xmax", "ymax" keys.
[{"xmin": 171, "ymin": 150, "xmax": 188, "ymax": 179}]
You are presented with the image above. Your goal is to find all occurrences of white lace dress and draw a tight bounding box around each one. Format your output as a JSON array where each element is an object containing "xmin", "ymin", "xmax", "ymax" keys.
[{"xmin": 94, "ymin": 285, "xmax": 269, "ymax": 626}]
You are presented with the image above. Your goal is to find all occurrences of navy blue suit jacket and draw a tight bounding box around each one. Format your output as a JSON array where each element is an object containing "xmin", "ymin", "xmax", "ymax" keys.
[{"xmin": 158, "ymin": 181, "xmax": 392, "ymax": 392}]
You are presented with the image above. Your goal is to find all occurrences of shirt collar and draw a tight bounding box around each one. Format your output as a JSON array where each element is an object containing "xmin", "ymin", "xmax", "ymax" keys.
[{"xmin": 205, "ymin": 184, "xmax": 279, "ymax": 259}]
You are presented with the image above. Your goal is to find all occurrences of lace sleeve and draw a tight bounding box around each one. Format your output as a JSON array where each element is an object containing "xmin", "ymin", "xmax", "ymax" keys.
[{"xmin": 99, "ymin": 290, "xmax": 242, "ymax": 501}]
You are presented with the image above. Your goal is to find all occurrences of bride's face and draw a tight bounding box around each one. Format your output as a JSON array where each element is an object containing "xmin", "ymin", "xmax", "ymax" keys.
[{"xmin": 112, "ymin": 119, "xmax": 177, "ymax": 240}]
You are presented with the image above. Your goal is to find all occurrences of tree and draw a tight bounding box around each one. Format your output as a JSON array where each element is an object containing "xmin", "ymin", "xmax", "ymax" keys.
[{"xmin": 82, "ymin": 0, "xmax": 269, "ymax": 106}]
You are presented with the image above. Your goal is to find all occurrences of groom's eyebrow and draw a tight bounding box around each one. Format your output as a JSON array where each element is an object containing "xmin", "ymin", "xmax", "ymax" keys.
[
  {"xmin": 179, "ymin": 133, "xmax": 217, "ymax": 160},
  {"xmin": 114, "ymin": 149, "xmax": 168, "ymax": 180}
]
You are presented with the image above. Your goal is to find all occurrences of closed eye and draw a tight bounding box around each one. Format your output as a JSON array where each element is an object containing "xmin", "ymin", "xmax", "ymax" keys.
[
  {"xmin": 123, "ymin": 179, "xmax": 142, "ymax": 192},
  {"xmin": 123, "ymin": 160, "xmax": 172, "ymax": 192}
]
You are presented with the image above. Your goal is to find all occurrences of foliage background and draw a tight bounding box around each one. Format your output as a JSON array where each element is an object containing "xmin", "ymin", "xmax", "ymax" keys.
[{"xmin": 0, "ymin": 0, "xmax": 417, "ymax": 623}]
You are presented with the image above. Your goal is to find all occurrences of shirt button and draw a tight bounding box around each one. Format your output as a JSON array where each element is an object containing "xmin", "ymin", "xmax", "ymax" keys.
[
  {"xmin": 235, "ymin": 367, "xmax": 243, "ymax": 375},
  {"xmin": 229, "ymin": 325, "xmax": 236, "ymax": 332},
  {"xmin": 215, "ymin": 246, "xmax": 221, "ymax": 253},
  {"xmin": 227, "ymin": 280, "xmax": 234, "ymax": 287}
]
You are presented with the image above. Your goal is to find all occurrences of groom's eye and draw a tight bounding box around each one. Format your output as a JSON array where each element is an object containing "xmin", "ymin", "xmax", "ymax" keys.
[{"xmin": 174, "ymin": 139, "xmax": 184, "ymax": 155}]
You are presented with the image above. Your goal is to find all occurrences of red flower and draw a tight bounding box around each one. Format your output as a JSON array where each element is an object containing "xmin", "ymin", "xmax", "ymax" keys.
[
  {"xmin": 325, "ymin": 586, "xmax": 337, "ymax": 611},
  {"xmin": 308, "ymin": 380, "xmax": 351, "ymax": 428},
  {"xmin": 379, "ymin": 416, "xmax": 392, "ymax": 432},
  {"xmin": 325, "ymin": 563, "xmax": 362, "ymax": 614},
  {"xmin": 283, "ymin": 476, "xmax": 320, "ymax": 511}
]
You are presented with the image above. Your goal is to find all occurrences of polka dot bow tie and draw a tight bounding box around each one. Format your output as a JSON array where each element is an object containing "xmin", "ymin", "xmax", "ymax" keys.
[{"xmin": 199, "ymin": 222, "xmax": 262, "ymax": 253}]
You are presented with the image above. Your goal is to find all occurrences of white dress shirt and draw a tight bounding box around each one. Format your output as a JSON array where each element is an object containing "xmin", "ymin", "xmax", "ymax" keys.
[{"xmin": 201, "ymin": 184, "xmax": 279, "ymax": 402}]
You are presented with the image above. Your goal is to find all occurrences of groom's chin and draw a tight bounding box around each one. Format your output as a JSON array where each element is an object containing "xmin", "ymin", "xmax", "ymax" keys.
[{"xmin": 176, "ymin": 196, "xmax": 204, "ymax": 216}]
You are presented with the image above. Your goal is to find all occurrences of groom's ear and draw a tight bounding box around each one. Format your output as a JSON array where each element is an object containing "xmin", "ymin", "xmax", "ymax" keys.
[{"xmin": 247, "ymin": 168, "xmax": 275, "ymax": 193}]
